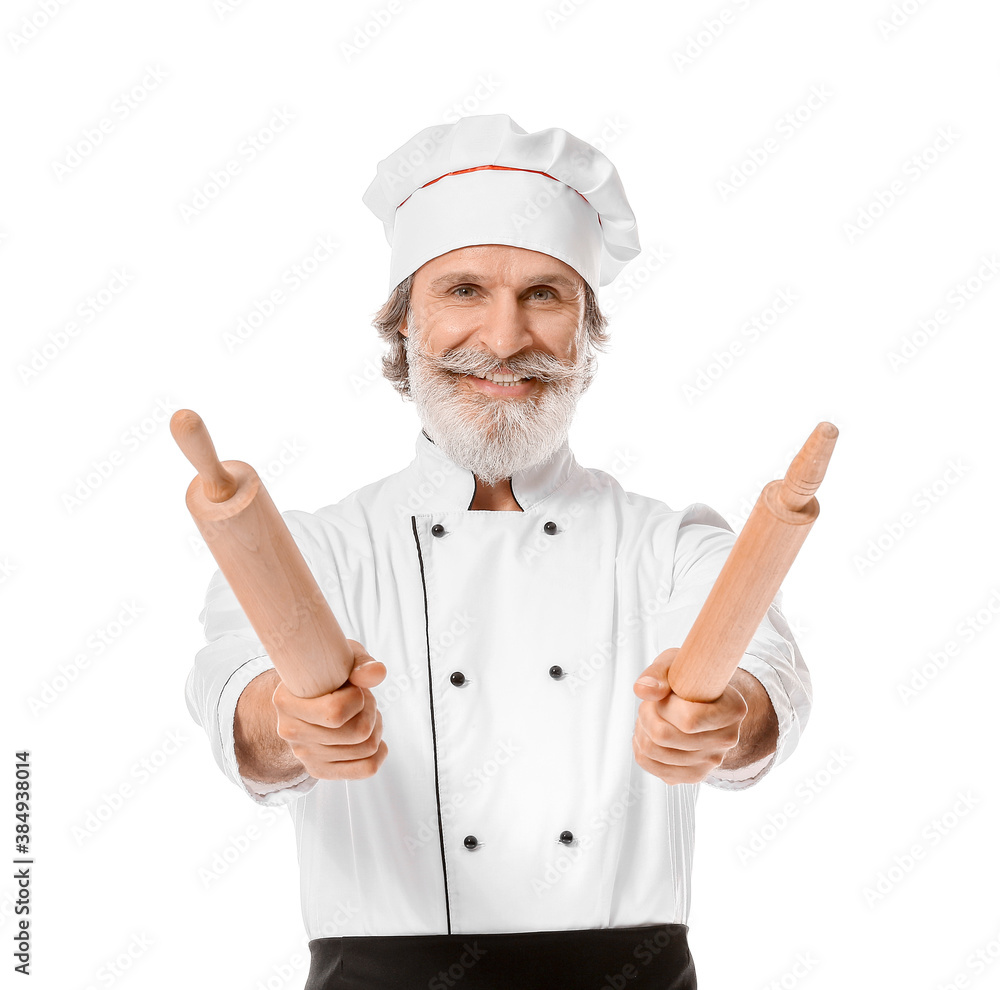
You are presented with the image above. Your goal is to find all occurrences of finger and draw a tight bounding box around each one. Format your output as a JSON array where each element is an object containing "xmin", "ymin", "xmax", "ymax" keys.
[
  {"xmin": 348, "ymin": 659, "xmax": 387, "ymax": 689},
  {"xmin": 285, "ymin": 695, "xmax": 381, "ymax": 747},
  {"xmin": 633, "ymin": 724, "xmax": 701, "ymax": 766},
  {"xmin": 273, "ymin": 678, "xmax": 367, "ymax": 729},
  {"xmin": 344, "ymin": 640, "xmax": 387, "ymax": 689},
  {"xmin": 633, "ymin": 647, "xmax": 679, "ymax": 700},
  {"xmin": 657, "ymin": 688, "xmax": 748, "ymax": 735},
  {"xmin": 309, "ymin": 740, "xmax": 389, "ymax": 781},
  {"xmin": 294, "ymin": 709, "xmax": 383, "ymax": 759},
  {"xmin": 636, "ymin": 702, "xmax": 741, "ymax": 753},
  {"xmin": 634, "ymin": 676, "xmax": 672, "ymax": 703},
  {"xmin": 634, "ymin": 718, "xmax": 733, "ymax": 767},
  {"xmin": 632, "ymin": 733, "xmax": 710, "ymax": 786}
]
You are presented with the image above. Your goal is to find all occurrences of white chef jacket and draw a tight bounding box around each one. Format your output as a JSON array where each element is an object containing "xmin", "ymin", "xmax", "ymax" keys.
[{"xmin": 185, "ymin": 429, "xmax": 811, "ymax": 940}]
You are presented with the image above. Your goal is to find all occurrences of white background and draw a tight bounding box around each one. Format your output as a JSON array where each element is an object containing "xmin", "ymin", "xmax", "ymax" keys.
[{"xmin": 3, "ymin": 1, "xmax": 999, "ymax": 987}]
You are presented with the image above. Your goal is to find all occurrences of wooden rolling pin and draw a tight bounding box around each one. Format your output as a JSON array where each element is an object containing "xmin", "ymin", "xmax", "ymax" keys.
[
  {"xmin": 171, "ymin": 409, "xmax": 354, "ymax": 698},
  {"xmin": 666, "ymin": 421, "xmax": 839, "ymax": 704}
]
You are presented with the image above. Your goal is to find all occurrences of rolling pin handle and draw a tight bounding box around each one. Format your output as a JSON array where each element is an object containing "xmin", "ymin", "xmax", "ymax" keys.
[
  {"xmin": 170, "ymin": 409, "xmax": 239, "ymax": 503},
  {"xmin": 779, "ymin": 421, "xmax": 839, "ymax": 512}
]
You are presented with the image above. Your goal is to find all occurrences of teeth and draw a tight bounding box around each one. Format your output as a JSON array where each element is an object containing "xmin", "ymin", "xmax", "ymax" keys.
[{"xmin": 480, "ymin": 372, "xmax": 529, "ymax": 384}]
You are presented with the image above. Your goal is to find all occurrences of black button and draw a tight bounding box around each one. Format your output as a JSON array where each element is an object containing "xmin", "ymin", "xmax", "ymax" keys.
[
  {"xmin": 431, "ymin": 524, "xmax": 445, "ymax": 537},
  {"xmin": 559, "ymin": 831, "xmax": 574, "ymax": 845},
  {"xmin": 543, "ymin": 520, "xmax": 558, "ymax": 534},
  {"xmin": 549, "ymin": 665, "xmax": 564, "ymax": 679},
  {"xmin": 450, "ymin": 671, "xmax": 466, "ymax": 687},
  {"xmin": 464, "ymin": 835, "xmax": 478, "ymax": 850}
]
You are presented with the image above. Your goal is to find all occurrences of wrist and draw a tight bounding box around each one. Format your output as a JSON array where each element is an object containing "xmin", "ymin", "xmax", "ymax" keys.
[
  {"xmin": 718, "ymin": 669, "xmax": 778, "ymax": 770},
  {"xmin": 234, "ymin": 669, "xmax": 303, "ymax": 782}
]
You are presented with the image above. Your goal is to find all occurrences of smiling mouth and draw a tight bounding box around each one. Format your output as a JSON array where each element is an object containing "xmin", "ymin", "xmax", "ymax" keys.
[
  {"xmin": 459, "ymin": 372, "xmax": 538, "ymax": 395},
  {"xmin": 471, "ymin": 373, "xmax": 533, "ymax": 387}
]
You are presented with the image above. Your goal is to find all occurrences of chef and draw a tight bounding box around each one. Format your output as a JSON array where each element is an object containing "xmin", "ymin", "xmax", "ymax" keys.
[{"xmin": 185, "ymin": 113, "xmax": 811, "ymax": 989}]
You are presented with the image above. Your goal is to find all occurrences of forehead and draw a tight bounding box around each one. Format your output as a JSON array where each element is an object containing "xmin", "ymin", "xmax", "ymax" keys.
[{"xmin": 412, "ymin": 244, "xmax": 585, "ymax": 293}]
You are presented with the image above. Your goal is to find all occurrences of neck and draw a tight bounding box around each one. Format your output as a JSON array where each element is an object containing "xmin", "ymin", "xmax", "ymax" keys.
[
  {"xmin": 423, "ymin": 431, "xmax": 524, "ymax": 511},
  {"xmin": 470, "ymin": 476, "xmax": 522, "ymax": 511}
]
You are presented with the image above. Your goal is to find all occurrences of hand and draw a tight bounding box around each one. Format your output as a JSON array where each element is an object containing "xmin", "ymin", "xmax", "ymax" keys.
[
  {"xmin": 272, "ymin": 639, "xmax": 389, "ymax": 781},
  {"xmin": 632, "ymin": 648, "xmax": 748, "ymax": 785}
]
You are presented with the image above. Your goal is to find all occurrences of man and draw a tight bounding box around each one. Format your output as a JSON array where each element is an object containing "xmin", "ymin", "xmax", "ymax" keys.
[{"xmin": 186, "ymin": 114, "xmax": 811, "ymax": 989}]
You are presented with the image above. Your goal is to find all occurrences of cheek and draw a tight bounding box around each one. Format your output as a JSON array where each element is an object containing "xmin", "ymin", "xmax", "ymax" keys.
[
  {"xmin": 419, "ymin": 319, "xmax": 478, "ymax": 355},
  {"xmin": 546, "ymin": 324, "xmax": 584, "ymax": 362}
]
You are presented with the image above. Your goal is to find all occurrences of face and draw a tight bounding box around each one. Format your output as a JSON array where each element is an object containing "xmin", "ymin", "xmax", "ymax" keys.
[{"xmin": 400, "ymin": 244, "xmax": 593, "ymax": 487}]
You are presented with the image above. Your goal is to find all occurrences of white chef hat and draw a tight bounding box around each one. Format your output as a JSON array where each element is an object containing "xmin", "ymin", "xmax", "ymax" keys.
[{"xmin": 362, "ymin": 113, "xmax": 640, "ymax": 295}]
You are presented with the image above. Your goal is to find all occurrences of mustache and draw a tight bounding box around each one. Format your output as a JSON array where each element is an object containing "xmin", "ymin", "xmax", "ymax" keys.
[{"xmin": 421, "ymin": 344, "xmax": 585, "ymax": 384}]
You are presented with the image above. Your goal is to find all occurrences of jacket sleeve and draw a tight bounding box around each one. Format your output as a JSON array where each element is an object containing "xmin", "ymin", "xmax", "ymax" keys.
[
  {"xmin": 184, "ymin": 511, "xmax": 320, "ymax": 807},
  {"xmin": 661, "ymin": 503, "xmax": 813, "ymax": 792}
]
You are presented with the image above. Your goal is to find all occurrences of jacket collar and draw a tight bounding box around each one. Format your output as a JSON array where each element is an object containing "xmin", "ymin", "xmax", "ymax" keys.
[{"xmin": 405, "ymin": 428, "xmax": 578, "ymax": 513}]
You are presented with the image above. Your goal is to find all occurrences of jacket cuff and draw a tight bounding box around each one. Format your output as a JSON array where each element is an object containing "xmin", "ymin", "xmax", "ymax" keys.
[
  {"xmin": 703, "ymin": 653, "xmax": 795, "ymax": 792},
  {"xmin": 220, "ymin": 656, "xmax": 319, "ymax": 806}
]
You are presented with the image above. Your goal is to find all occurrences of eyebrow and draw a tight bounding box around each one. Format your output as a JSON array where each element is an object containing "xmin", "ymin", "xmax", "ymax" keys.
[{"xmin": 426, "ymin": 271, "xmax": 582, "ymax": 293}]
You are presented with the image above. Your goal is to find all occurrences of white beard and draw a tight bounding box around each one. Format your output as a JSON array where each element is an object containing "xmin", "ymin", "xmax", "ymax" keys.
[{"xmin": 404, "ymin": 321, "xmax": 593, "ymax": 487}]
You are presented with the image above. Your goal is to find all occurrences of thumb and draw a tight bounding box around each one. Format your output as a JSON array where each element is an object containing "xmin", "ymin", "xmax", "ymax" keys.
[
  {"xmin": 633, "ymin": 647, "xmax": 679, "ymax": 701},
  {"xmin": 344, "ymin": 640, "xmax": 387, "ymax": 689},
  {"xmin": 348, "ymin": 658, "xmax": 387, "ymax": 689}
]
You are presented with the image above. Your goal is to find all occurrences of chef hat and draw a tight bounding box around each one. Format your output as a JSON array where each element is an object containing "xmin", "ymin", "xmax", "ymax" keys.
[{"xmin": 362, "ymin": 113, "xmax": 640, "ymax": 295}]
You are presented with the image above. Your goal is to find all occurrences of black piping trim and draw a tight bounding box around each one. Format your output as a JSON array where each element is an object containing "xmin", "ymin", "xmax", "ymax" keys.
[
  {"xmin": 219, "ymin": 654, "xmax": 271, "ymax": 700},
  {"xmin": 410, "ymin": 515, "xmax": 452, "ymax": 934}
]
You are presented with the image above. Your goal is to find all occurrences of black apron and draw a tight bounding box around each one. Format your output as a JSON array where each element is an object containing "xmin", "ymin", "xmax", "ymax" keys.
[{"xmin": 304, "ymin": 924, "xmax": 696, "ymax": 989}]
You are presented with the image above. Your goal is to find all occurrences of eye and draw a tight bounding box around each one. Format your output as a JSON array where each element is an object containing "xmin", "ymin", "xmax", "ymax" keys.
[
  {"xmin": 451, "ymin": 285, "xmax": 476, "ymax": 297},
  {"xmin": 530, "ymin": 288, "xmax": 555, "ymax": 300}
]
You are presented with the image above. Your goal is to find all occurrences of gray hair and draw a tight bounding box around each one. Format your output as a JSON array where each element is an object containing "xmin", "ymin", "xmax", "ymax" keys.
[{"xmin": 371, "ymin": 274, "xmax": 611, "ymax": 399}]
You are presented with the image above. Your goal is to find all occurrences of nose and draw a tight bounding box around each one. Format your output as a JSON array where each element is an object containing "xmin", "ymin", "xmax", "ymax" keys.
[{"xmin": 474, "ymin": 291, "xmax": 534, "ymax": 364}]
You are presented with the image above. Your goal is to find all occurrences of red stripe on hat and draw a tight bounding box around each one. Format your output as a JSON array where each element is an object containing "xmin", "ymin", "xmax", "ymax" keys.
[{"xmin": 396, "ymin": 165, "xmax": 597, "ymax": 220}]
